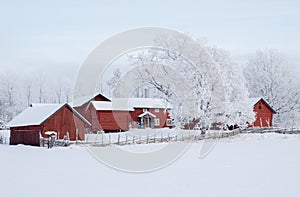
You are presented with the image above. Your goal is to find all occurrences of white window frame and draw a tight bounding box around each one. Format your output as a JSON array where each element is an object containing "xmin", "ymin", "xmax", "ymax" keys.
[
  {"xmin": 166, "ymin": 119, "xmax": 173, "ymax": 126},
  {"xmin": 154, "ymin": 118, "xmax": 160, "ymax": 126},
  {"xmin": 143, "ymin": 108, "xmax": 148, "ymax": 112},
  {"xmin": 154, "ymin": 108, "xmax": 159, "ymax": 113}
]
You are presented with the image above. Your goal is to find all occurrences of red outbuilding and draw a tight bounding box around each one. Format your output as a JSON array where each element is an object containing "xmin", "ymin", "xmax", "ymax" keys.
[
  {"xmin": 250, "ymin": 97, "xmax": 276, "ymax": 127},
  {"xmin": 8, "ymin": 103, "xmax": 91, "ymax": 146},
  {"xmin": 73, "ymin": 93, "xmax": 111, "ymax": 123},
  {"xmin": 88, "ymin": 101, "xmax": 134, "ymax": 132}
]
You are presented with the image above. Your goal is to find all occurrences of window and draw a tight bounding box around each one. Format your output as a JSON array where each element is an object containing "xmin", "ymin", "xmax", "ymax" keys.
[
  {"xmin": 143, "ymin": 108, "xmax": 148, "ymax": 112},
  {"xmin": 258, "ymin": 104, "xmax": 262, "ymax": 110},
  {"xmin": 154, "ymin": 118, "xmax": 160, "ymax": 126},
  {"xmin": 166, "ymin": 119, "xmax": 173, "ymax": 126},
  {"xmin": 154, "ymin": 108, "xmax": 159, "ymax": 113}
]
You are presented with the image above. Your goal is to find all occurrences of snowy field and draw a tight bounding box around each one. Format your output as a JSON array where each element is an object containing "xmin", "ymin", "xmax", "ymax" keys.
[{"xmin": 1, "ymin": 133, "xmax": 300, "ymax": 197}]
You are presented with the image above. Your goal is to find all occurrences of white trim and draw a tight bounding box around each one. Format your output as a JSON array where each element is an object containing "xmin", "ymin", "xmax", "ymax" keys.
[
  {"xmin": 138, "ymin": 111, "xmax": 156, "ymax": 118},
  {"xmin": 154, "ymin": 118, "xmax": 160, "ymax": 126}
]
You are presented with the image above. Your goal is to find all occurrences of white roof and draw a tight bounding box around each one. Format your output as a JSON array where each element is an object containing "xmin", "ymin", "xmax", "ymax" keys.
[
  {"xmin": 7, "ymin": 104, "xmax": 64, "ymax": 127},
  {"xmin": 249, "ymin": 97, "xmax": 263, "ymax": 106},
  {"xmin": 70, "ymin": 93, "xmax": 110, "ymax": 107},
  {"xmin": 138, "ymin": 111, "xmax": 156, "ymax": 118},
  {"xmin": 113, "ymin": 98, "xmax": 173, "ymax": 109},
  {"xmin": 91, "ymin": 101, "xmax": 134, "ymax": 111},
  {"xmin": 7, "ymin": 103, "xmax": 91, "ymax": 127}
]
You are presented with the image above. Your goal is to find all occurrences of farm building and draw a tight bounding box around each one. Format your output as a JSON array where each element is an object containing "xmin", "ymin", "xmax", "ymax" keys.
[
  {"xmin": 250, "ymin": 97, "xmax": 276, "ymax": 127},
  {"xmin": 88, "ymin": 101, "xmax": 134, "ymax": 132},
  {"xmin": 72, "ymin": 93, "xmax": 111, "ymax": 124},
  {"xmin": 8, "ymin": 103, "xmax": 91, "ymax": 146}
]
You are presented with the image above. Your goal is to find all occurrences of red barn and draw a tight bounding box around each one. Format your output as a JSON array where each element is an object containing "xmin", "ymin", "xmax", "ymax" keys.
[
  {"xmin": 88, "ymin": 101, "xmax": 134, "ymax": 132},
  {"xmin": 8, "ymin": 103, "xmax": 91, "ymax": 146},
  {"xmin": 72, "ymin": 93, "xmax": 111, "ymax": 123},
  {"xmin": 250, "ymin": 98, "xmax": 276, "ymax": 127}
]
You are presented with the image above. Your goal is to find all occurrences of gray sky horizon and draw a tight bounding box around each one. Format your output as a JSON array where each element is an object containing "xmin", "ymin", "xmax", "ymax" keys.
[{"xmin": 1, "ymin": 0, "xmax": 299, "ymax": 79}]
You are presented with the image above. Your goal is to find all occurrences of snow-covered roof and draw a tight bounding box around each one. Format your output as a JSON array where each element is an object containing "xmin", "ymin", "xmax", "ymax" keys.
[
  {"xmin": 113, "ymin": 98, "xmax": 173, "ymax": 109},
  {"xmin": 91, "ymin": 101, "xmax": 134, "ymax": 111},
  {"xmin": 7, "ymin": 103, "xmax": 91, "ymax": 127},
  {"xmin": 7, "ymin": 104, "xmax": 64, "ymax": 127},
  {"xmin": 70, "ymin": 93, "xmax": 110, "ymax": 107},
  {"xmin": 249, "ymin": 97, "xmax": 276, "ymax": 113},
  {"xmin": 138, "ymin": 111, "xmax": 156, "ymax": 118}
]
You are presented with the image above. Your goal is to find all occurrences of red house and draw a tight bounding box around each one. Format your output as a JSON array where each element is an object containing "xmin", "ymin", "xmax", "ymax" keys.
[
  {"xmin": 250, "ymin": 97, "xmax": 276, "ymax": 127},
  {"xmin": 121, "ymin": 98, "xmax": 173, "ymax": 129},
  {"xmin": 8, "ymin": 103, "xmax": 90, "ymax": 146}
]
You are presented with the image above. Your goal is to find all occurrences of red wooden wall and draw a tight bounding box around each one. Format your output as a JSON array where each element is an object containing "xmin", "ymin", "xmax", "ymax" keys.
[
  {"xmin": 10, "ymin": 125, "xmax": 42, "ymax": 146},
  {"xmin": 74, "ymin": 94, "xmax": 110, "ymax": 124},
  {"xmin": 96, "ymin": 110, "xmax": 131, "ymax": 131},
  {"xmin": 42, "ymin": 106, "xmax": 87, "ymax": 140}
]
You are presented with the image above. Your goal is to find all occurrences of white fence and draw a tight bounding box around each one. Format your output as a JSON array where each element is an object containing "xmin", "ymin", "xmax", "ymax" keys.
[{"xmin": 85, "ymin": 128, "xmax": 240, "ymax": 146}]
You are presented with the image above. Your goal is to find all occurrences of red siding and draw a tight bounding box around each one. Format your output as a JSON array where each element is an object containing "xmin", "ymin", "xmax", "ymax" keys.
[
  {"xmin": 130, "ymin": 108, "xmax": 143, "ymax": 122},
  {"xmin": 74, "ymin": 94, "xmax": 110, "ymax": 119},
  {"xmin": 97, "ymin": 111, "xmax": 131, "ymax": 131},
  {"xmin": 42, "ymin": 106, "xmax": 87, "ymax": 140},
  {"xmin": 130, "ymin": 108, "xmax": 171, "ymax": 128},
  {"xmin": 253, "ymin": 100, "xmax": 274, "ymax": 127},
  {"xmin": 10, "ymin": 125, "xmax": 42, "ymax": 146}
]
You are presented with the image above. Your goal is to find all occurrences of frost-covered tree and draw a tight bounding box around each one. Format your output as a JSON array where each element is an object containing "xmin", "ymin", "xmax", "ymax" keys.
[
  {"xmin": 244, "ymin": 49, "xmax": 300, "ymax": 127},
  {"xmin": 122, "ymin": 35, "xmax": 254, "ymax": 129},
  {"xmin": 206, "ymin": 46, "xmax": 255, "ymax": 127},
  {"xmin": 0, "ymin": 73, "xmax": 21, "ymax": 122}
]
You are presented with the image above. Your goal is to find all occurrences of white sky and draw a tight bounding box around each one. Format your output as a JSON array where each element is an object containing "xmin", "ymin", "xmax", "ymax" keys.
[{"xmin": 0, "ymin": 0, "xmax": 299, "ymax": 78}]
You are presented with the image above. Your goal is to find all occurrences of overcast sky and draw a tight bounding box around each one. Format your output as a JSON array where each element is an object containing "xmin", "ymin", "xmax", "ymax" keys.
[{"xmin": 1, "ymin": 0, "xmax": 299, "ymax": 79}]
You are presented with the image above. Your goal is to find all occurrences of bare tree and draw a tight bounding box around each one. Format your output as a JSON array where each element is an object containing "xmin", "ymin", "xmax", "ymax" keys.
[{"xmin": 106, "ymin": 68, "xmax": 121, "ymax": 97}]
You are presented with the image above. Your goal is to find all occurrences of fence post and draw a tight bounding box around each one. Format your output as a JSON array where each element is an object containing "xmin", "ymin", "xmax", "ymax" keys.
[
  {"xmin": 147, "ymin": 132, "xmax": 149, "ymax": 144},
  {"xmin": 118, "ymin": 133, "xmax": 120, "ymax": 145},
  {"xmin": 76, "ymin": 129, "xmax": 78, "ymax": 144}
]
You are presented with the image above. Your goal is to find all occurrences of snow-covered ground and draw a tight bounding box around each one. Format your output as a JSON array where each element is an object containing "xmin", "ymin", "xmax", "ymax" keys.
[{"xmin": 1, "ymin": 133, "xmax": 300, "ymax": 197}]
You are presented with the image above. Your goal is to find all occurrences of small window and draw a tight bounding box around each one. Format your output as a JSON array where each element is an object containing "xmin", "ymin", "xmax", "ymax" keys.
[
  {"xmin": 166, "ymin": 119, "xmax": 173, "ymax": 126},
  {"xmin": 154, "ymin": 118, "xmax": 160, "ymax": 126},
  {"xmin": 154, "ymin": 108, "xmax": 159, "ymax": 113},
  {"xmin": 143, "ymin": 108, "xmax": 148, "ymax": 112},
  {"xmin": 258, "ymin": 104, "xmax": 262, "ymax": 110}
]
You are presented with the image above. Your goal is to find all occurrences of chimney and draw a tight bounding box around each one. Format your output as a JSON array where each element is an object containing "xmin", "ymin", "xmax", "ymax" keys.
[{"xmin": 145, "ymin": 89, "xmax": 149, "ymax": 98}]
